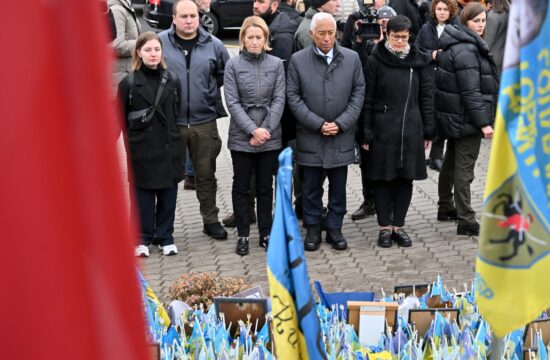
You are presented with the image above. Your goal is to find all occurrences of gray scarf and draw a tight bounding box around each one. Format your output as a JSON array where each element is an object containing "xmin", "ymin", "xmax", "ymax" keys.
[{"xmin": 385, "ymin": 41, "xmax": 410, "ymax": 59}]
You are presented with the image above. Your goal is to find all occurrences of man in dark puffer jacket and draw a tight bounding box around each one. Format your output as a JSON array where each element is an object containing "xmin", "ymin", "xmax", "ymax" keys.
[{"xmin": 434, "ymin": 3, "xmax": 499, "ymax": 236}]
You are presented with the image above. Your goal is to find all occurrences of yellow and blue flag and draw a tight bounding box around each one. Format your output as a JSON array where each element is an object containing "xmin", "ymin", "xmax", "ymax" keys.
[
  {"xmin": 475, "ymin": 0, "xmax": 550, "ymax": 337},
  {"xmin": 267, "ymin": 147, "xmax": 328, "ymax": 359}
]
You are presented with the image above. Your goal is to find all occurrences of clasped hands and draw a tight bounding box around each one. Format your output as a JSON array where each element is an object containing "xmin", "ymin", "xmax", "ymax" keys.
[
  {"xmin": 321, "ymin": 121, "xmax": 340, "ymax": 136},
  {"xmin": 250, "ymin": 128, "xmax": 270, "ymax": 146}
]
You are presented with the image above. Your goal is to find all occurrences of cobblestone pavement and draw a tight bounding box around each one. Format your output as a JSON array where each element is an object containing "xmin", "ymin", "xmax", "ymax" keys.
[{"xmin": 128, "ymin": 48, "xmax": 492, "ymax": 302}]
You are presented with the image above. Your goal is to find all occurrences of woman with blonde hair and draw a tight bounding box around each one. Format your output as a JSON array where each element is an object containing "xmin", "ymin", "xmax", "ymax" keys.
[
  {"xmin": 224, "ymin": 16, "xmax": 286, "ymax": 255},
  {"xmin": 117, "ymin": 32, "xmax": 184, "ymax": 257}
]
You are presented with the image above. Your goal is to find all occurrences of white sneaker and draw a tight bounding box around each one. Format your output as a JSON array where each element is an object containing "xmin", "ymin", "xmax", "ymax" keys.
[
  {"xmin": 135, "ymin": 245, "xmax": 150, "ymax": 257},
  {"xmin": 159, "ymin": 244, "xmax": 178, "ymax": 256}
]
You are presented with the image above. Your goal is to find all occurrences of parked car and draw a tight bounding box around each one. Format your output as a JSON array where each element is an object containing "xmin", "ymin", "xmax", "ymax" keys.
[{"xmin": 143, "ymin": 0, "xmax": 253, "ymax": 35}]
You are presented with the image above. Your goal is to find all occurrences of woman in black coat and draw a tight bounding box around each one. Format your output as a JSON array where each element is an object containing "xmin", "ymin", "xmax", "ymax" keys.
[
  {"xmin": 361, "ymin": 15, "xmax": 434, "ymax": 248},
  {"xmin": 416, "ymin": 0, "xmax": 458, "ymax": 171},
  {"xmin": 118, "ymin": 32, "xmax": 183, "ymax": 257},
  {"xmin": 434, "ymin": 3, "xmax": 498, "ymax": 236}
]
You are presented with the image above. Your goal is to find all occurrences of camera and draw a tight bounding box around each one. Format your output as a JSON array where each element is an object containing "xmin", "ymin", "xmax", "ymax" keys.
[{"xmin": 356, "ymin": 0, "xmax": 381, "ymax": 40}]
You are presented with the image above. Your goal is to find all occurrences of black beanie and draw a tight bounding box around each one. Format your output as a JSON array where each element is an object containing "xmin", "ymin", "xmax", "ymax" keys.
[{"xmin": 311, "ymin": 0, "xmax": 330, "ymax": 9}]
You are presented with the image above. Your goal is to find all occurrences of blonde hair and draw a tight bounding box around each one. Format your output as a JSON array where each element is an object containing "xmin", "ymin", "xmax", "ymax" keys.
[
  {"xmin": 239, "ymin": 16, "xmax": 272, "ymax": 52},
  {"xmin": 132, "ymin": 32, "xmax": 168, "ymax": 70}
]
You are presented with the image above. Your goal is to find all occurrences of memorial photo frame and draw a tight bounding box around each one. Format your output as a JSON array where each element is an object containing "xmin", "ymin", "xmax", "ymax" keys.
[
  {"xmin": 393, "ymin": 284, "xmax": 430, "ymax": 299},
  {"xmin": 523, "ymin": 318, "xmax": 550, "ymax": 349},
  {"xmin": 408, "ymin": 308, "xmax": 459, "ymax": 338},
  {"xmin": 347, "ymin": 301, "xmax": 399, "ymax": 334},
  {"xmin": 214, "ymin": 297, "xmax": 268, "ymax": 337}
]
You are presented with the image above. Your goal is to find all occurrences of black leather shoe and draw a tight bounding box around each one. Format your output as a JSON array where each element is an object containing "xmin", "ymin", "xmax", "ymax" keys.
[
  {"xmin": 203, "ymin": 222, "xmax": 228, "ymax": 240},
  {"xmin": 427, "ymin": 158, "xmax": 443, "ymax": 172},
  {"xmin": 392, "ymin": 228, "xmax": 412, "ymax": 247},
  {"xmin": 259, "ymin": 235, "xmax": 269, "ymax": 250},
  {"xmin": 304, "ymin": 225, "xmax": 322, "ymax": 251},
  {"xmin": 326, "ymin": 228, "xmax": 348, "ymax": 250},
  {"xmin": 377, "ymin": 229, "xmax": 393, "ymax": 248},
  {"xmin": 437, "ymin": 209, "xmax": 458, "ymax": 221},
  {"xmin": 351, "ymin": 199, "xmax": 376, "ymax": 220},
  {"xmin": 236, "ymin": 237, "xmax": 249, "ymax": 256},
  {"xmin": 457, "ymin": 222, "xmax": 479, "ymax": 236}
]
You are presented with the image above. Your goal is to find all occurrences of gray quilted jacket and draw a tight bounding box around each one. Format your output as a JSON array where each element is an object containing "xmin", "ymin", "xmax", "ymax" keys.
[{"xmin": 224, "ymin": 51, "xmax": 285, "ymax": 153}]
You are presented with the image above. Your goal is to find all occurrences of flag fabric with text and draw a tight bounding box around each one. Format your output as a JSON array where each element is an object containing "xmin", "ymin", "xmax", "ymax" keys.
[
  {"xmin": 475, "ymin": 0, "xmax": 550, "ymax": 337},
  {"xmin": 267, "ymin": 148, "xmax": 328, "ymax": 360},
  {"xmin": 0, "ymin": 2, "xmax": 149, "ymax": 359}
]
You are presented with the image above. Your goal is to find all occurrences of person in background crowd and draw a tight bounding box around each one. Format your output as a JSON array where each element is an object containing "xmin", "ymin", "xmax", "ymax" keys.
[
  {"xmin": 484, "ymin": 0, "xmax": 509, "ymax": 76},
  {"xmin": 342, "ymin": 5, "xmax": 398, "ymax": 222},
  {"xmin": 222, "ymin": 0, "xmax": 298, "ymax": 228},
  {"xmin": 118, "ymin": 32, "xmax": 183, "ymax": 257},
  {"xmin": 434, "ymin": 2, "xmax": 498, "ymax": 236},
  {"xmin": 295, "ymin": 0, "xmax": 341, "ymax": 50},
  {"xmin": 279, "ymin": 0, "xmax": 303, "ymax": 25},
  {"xmin": 108, "ymin": 0, "xmax": 141, "ymax": 89},
  {"xmin": 388, "ymin": 0, "xmax": 422, "ymax": 38},
  {"xmin": 159, "ymin": 0, "xmax": 230, "ymax": 240},
  {"xmin": 102, "ymin": 0, "xmax": 117, "ymax": 42},
  {"xmin": 224, "ymin": 16, "xmax": 286, "ymax": 256},
  {"xmin": 418, "ymin": 0, "xmax": 432, "ymax": 25},
  {"xmin": 361, "ymin": 15, "xmax": 434, "ymax": 248},
  {"xmin": 416, "ymin": 0, "xmax": 459, "ymax": 172},
  {"xmin": 287, "ymin": 13, "xmax": 365, "ymax": 251},
  {"xmin": 340, "ymin": 0, "xmax": 386, "ymax": 49}
]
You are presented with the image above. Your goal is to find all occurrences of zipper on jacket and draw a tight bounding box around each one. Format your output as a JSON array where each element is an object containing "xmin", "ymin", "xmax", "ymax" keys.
[
  {"xmin": 400, "ymin": 67, "xmax": 413, "ymax": 168},
  {"xmin": 255, "ymin": 60, "xmax": 261, "ymax": 152},
  {"xmin": 186, "ymin": 66, "xmax": 191, "ymax": 127}
]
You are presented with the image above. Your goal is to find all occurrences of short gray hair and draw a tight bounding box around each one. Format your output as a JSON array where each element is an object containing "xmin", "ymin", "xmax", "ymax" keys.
[{"xmin": 310, "ymin": 12, "xmax": 336, "ymax": 32}]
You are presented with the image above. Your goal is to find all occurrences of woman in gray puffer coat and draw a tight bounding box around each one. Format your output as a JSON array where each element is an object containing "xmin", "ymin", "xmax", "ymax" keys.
[{"xmin": 224, "ymin": 16, "xmax": 286, "ymax": 256}]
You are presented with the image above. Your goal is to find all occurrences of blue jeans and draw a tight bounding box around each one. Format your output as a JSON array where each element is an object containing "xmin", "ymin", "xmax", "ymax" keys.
[
  {"xmin": 302, "ymin": 166, "xmax": 348, "ymax": 229},
  {"xmin": 134, "ymin": 186, "xmax": 178, "ymax": 247},
  {"xmin": 184, "ymin": 147, "xmax": 195, "ymax": 177}
]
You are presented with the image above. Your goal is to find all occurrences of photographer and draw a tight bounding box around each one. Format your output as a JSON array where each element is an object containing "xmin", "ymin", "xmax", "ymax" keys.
[{"xmin": 342, "ymin": 5, "xmax": 398, "ymax": 221}]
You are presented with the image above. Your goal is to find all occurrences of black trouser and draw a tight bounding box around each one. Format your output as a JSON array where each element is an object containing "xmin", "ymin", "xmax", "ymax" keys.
[
  {"xmin": 438, "ymin": 133, "xmax": 482, "ymax": 225},
  {"xmin": 302, "ymin": 166, "xmax": 348, "ymax": 229},
  {"xmin": 371, "ymin": 178, "xmax": 413, "ymax": 227},
  {"xmin": 231, "ymin": 150, "xmax": 279, "ymax": 237},
  {"xmin": 134, "ymin": 185, "xmax": 178, "ymax": 247},
  {"xmin": 359, "ymin": 147, "xmax": 374, "ymax": 202}
]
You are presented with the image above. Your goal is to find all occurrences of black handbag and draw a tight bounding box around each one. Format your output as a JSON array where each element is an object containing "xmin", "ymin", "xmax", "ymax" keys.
[{"xmin": 127, "ymin": 71, "xmax": 169, "ymax": 130}]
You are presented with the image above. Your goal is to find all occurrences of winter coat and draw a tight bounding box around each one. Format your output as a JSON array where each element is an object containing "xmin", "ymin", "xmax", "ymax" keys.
[
  {"xmin": 224, "ymin": 51, "xmax": 286, "ymax": 153},
  {"xmin": 118, "ymin": 67, "xmax": 184, "ymax": 189},
  {"xmin": 278, "ymin": 3, "xmax": 303, "ymax": 26},
  {"xmin": 108, "ymin": 0, "xmax": 141, "ymax": 88},
  {"xmin": 361, "ymin": 40, "xmax": 434, "ymax": 181},
  {"xmin": 268, "ymin": 10, "xmax": 299, "ymax": 65},
  {"xmin": 287, "ymin": 45, "xmax": 365, "ymax": 168},
  {"xmin": 159, "ymin": 25, "xmax": 230, "ymax": 127},
  {"xmin": 294, "ymin": 7, "xmax": 318, "ymax": 50},
  {"xmin": 485, "ymin": 9, "xmax": 509, "ymax": 76},
  {"xmin": 415, "ymin": 17, "xmax": 458, "ymax": 81},
  {"xmin": 435, "ymin": 24, "xmax": 499, "ymax": 139},
  {"xmin": 388, "ymin": 0, "xmax": 422, "ymax": 36}
]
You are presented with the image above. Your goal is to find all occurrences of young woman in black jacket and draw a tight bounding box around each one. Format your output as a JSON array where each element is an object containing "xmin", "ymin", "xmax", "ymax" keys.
[
  {"xmin": 415, "ymin": 0, "xmax": 458, "ymax": 172},
  {"xmin": 117, "ymin": 32, "xmax": 183, "ymax": 257},
  {"xmin": 434, "ymin": 3, "xmax": 498, "ymax": 236}
]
